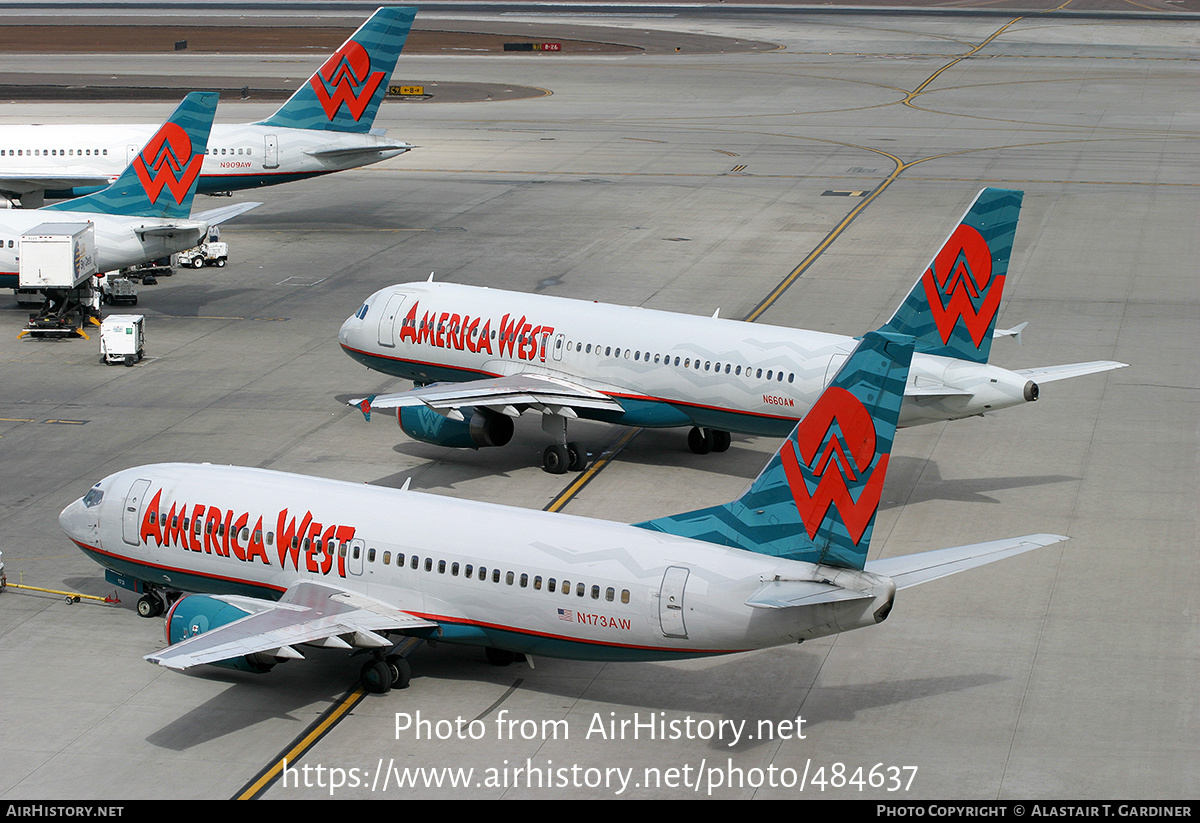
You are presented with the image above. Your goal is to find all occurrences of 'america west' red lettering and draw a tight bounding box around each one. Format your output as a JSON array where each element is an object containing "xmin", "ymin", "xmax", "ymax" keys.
[
  {"xmin": 397, "ymin": 301, "xmax": 555, "ymax": 362},
  {"xmin": 138, "ymin": 489, "xmax": 356, "ymax": 578}
]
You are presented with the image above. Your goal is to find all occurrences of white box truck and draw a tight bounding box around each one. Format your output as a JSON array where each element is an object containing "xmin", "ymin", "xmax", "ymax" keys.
[{"xmin": 18, "ymin": 223, "xmax": 98, "ymax": 289}]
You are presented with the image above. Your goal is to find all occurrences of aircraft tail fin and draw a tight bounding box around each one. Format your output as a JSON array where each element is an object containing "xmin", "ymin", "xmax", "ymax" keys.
[
  {"xmin": 46, "ymin": 92, "xmax": 216, "ymax": 219},
  {"xmin": 877, "ymin": 187, "xmax": 1023, "ymax": 364},
  {"xmin": 635, "ymin": 331, "xmax": 913, "ymax": 571},
  {"xmin": 256, "ymin": 6, "xmax": 416, "ymax": 133}
]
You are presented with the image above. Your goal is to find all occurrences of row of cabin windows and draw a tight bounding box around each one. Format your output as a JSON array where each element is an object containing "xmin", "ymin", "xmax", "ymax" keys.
[
  {"xmin": 367, "ymin": 546, "xmax": 632, "ymax": 605},
  {"xmin": 0, "ymin": 147, "xmax": 252, "ymax": 158},
  {"xmin": 147, "ymin": 510, "xmax": 632, "ymax": 606},
  {"xmin": 2, "ymin": 148, "xmax": 108, "ymax": 156},
  {"xmin": 403, "ymin": 317, "xmax": 796, "ymax": 385}
]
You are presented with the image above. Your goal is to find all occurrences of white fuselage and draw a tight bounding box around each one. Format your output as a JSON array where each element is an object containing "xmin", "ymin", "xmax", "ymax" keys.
[
  {"xmin": 0, "ymin": 122, "xmax": 410, "ymax": 200},
  {"xmin": 339, "ymin": 282, "xmax": 1036, "ymax": 432},
  {"xmin": 60, "ymin": 464, "xmax": 894, "ymax": 661}
]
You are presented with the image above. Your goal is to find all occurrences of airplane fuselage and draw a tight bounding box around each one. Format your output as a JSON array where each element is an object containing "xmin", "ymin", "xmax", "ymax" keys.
[
  {"xmin": 0, "ymin": 122, "xmax": 411, "ymax": 201},
  {"xmin": 339, "ymin": 282, "xmax": 1038, "ymax": 432},
  {"xmin": 60, "ymin": 464, "xmax": 894, "ymax": 661}
]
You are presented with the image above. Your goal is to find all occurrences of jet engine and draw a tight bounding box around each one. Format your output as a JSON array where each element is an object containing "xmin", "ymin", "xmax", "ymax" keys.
[
  {"xmin": 165, "ymin": 595, "xmax": 278, "ymax": 673},
  {"xmin": 398, "ymin": 405, "xmax": 514, "ymax": 450}
]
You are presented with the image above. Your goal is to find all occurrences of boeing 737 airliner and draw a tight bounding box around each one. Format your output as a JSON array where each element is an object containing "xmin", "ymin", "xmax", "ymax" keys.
[
  {"xmin": 0, "ymin": 7, "xmax": 416, "ymax": 207},
  {"xmin": 339, "ymin": 188, "xmax": 1126, "ymax": 473},
  {"xmin": 60, "ymin": 331, "xmax": 1066, "ymax": 693}
]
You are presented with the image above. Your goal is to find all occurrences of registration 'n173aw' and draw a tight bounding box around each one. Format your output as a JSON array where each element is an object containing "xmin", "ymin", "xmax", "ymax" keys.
[
  {"xmin": 60, "ymin": 331, "xmax": 1066, "ymax": 694},
  {"xmin": 339, "ymin": 188, "xmax": 1126, "ymax": 473}
]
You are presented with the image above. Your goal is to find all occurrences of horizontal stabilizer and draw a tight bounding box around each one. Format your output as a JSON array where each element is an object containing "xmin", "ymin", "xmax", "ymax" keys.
[
  {"xmin": 193, "ymin": 201, "xmax": 262, "ymax": 226},
  {"xmin": 1016, "ymin": 361, "xmax": 1127, "ymax": 383},
  {"xmin": 865, "ymin": 533, "xmax": 1067, "ymax": 590},
  {"xmin": 745, "ymin": 580, "xmax": 873, "ymax": 610},
  {"xmin": 146, "ymin": 580, "xmax": 437, "ymax": 670},
  {"xmin": 993, "ymin": 321, "xmax": 1028, "ymax": 343},
  {"xmin": 133, "ymin": 222, "xmax": 205, "ymax": 239},
  {"xmin": 905, "ymin": 384, "xmax": 973, "ymax": 398},
  {"xmin": 305, "ymin": 143, "xmax": 413, "ymax": 159}
]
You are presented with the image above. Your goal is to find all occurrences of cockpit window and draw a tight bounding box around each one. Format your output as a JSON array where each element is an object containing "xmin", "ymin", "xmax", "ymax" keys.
[
  {"xmin": 82, "ymin": 488, "xmax": 104, "ymax": 508},
  {"xmin": 355, "ymin": 302, "xmax": 369, "ymax": 320}
]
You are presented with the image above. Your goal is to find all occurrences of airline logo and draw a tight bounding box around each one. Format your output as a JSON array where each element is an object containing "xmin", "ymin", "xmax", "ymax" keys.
[
  {"xmin": 396, "ymin": 299, "xmax": 556, "ymax": 362},
  {"xmin": 922, "ymin": 223, "xmax": 1002, "ymax": 349},
  {"xmin": 138, "ymin": 489, "xmax": 358, "ymax": 578},
  {"xmin": 778, "ymin": 387, "xmax": 887, "ymax": 544},
  {"xmin": 132, "ymin": 122, "xmax": 203, "ymax": 205},
  {"xmin": 310, "ymin": 40, "xmax": 386, "ymax": 122}
]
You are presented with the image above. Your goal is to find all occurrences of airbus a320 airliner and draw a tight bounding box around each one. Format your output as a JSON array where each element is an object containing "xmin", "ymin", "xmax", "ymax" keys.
[
  {"xmin": 339, "ymin": 188, "xmax": 1126, "ymax": 473},
  {"xmin": 60, "ymin": 331, "xmax": 1066, "ymax": 694}
]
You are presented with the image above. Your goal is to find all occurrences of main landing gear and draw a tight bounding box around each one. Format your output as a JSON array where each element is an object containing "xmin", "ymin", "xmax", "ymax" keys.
[
  {"xmin": 542, "ymin": 441, "xmax": 586, "ymax": 475},
  {"xmin": 540, "ymin": 411, "xmax": 587, "ymax": 475},
  {"xmin": 687, "ymin": 426, "xmax": 731, "ymax": 455},
  {"xmin": 358, "ymin": 638, "xmax": 423, "ymax": 694}
]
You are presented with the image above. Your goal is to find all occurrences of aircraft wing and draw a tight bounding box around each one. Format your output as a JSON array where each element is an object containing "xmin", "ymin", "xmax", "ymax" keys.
[
  {"xmin": 144, "ymin": 580, "xmax": 437, "ymax": 671},
  {"xmin": 1016, "ymin": 361, "xmax": 1127, "ymax": 383},
  {"xmin": 192, "ymin": 202, "xmax": 262, "ymax": 226},
  {"xmin": 351, "ymin": 373, "xmax": 625, "ymax": 419},
  {"xmin": 865, "ymin": 533, "xmax": 1067, "ymax": 590}
]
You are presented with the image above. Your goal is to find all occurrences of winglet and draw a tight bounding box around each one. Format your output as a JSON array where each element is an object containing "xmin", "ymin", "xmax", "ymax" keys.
[
  {"xmin": 635, "ymin": 331, "xmax": 914, "ymax": 570},
  {"xmin": 256, "ymin": 7, "xmax": 416, "ymax": 133},
  {"xmin": 352, "ymin": 395, "xmax": 376, "ymax": 422},
  {"xmin": 878, "ymin": 188, "xmax": 1023, "ymax": 364},
  {"xmin": 46, "ymin": 92, "xmax": 216, "ymax": 219}
]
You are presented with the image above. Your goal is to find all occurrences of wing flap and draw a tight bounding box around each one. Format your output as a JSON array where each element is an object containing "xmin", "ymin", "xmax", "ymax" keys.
[
  {"xmin": 352, "ymin": 374, "xmax": 625, "ymax": 416},
  {"xmin": 865, "ymin": 533, "xmax": 1067, "ymax": 590},
  {"xmin": 145, "ymin": 580, "xmax": 437, "ymax": 670}
]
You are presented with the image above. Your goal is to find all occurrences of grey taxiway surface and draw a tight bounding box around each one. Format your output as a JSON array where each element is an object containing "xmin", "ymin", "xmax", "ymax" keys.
[{"xmin": 0, "ymin": 7, "xmax": 1196, "ymax": 800}]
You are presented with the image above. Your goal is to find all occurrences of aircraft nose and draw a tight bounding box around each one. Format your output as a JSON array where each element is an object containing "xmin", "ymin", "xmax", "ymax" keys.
[
  {"xmin": 59, "ymin": 495, "xmax": 98, "ymax": 546},
  {"xmin": 339, "ymin": 312, "xmax": 359, "ymax": 347}
]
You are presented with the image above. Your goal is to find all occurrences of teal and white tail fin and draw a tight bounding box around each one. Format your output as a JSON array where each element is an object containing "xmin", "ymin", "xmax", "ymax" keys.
[
  {"xmin": 256, "ymin": 7, "xmax": 416, "ymax": 134},
  {"xmin": 46, "ymin": 92, "xmax": 216, "ymax": 219},
  {"xmin": 878, "ymin": 188, "xmax": 1023, "ymax": 364},
  {"xmin": 636, "ymin": 331, "xmax": 913, "ymax": 571}
]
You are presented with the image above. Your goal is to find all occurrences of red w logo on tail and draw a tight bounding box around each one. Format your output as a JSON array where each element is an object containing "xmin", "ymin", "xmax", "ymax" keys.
[
  {"xmin": 310, "ymin": 40, "xmax": 385, "ymax": 122},
  {"xmin": 132, "ymin": 123, "xmax": 203, "ymax": 205},
  {"xmin": 922, "ymin": 224, "xmax": 1002, "ymax": 348},
  {"xmin": 780, "ymin": 387, "xmax": 887, "ymax": 545}
]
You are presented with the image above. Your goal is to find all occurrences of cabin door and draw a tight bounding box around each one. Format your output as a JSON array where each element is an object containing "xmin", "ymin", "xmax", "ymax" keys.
[
  {"xmin": 658, "ymin": 566, "xmax": 690, "ymax": 638},
  {"xmin": 122, "ymin": 478, "xmax": 152, "ymax": 546}
]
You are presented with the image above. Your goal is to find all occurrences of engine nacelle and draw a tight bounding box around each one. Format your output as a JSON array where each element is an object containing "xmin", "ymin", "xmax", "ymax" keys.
[
  {"xmin": 399, "ymin": 405, "xmax": 514, "ymax": 450},
  {"xmin": 165, "ymin": 595, "xmax": 277, "ymax": 673}
]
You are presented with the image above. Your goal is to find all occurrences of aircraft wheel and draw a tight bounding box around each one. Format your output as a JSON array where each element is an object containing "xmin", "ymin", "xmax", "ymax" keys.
[
  {"xmin": 136, "ymin": 594, "xmax": 162, "ymax": 618},
  {"xmin": 542, "ymin": 444, "xmax": 568, "ymax": 475},
  {"xmin": 687, "ymin": 426, "xmax": 713, "ymax": 455},
  {"xmin": 386, "ymin": 654, "xmax": 412, "ymax": 690},
  {"xmin": 486, "ymin": 647, "xmax": 516, "ymax": 667},
  {"xmin": 711, "ymin": 430, "xmax": 731, "ymax": 453},
  {"xmin": 360, "ymin": 659, "xmax": 393, "ymax": 694},
  {"xmin": 566, "ymin": 441, "xmax": 586, "ymax": 472}
]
